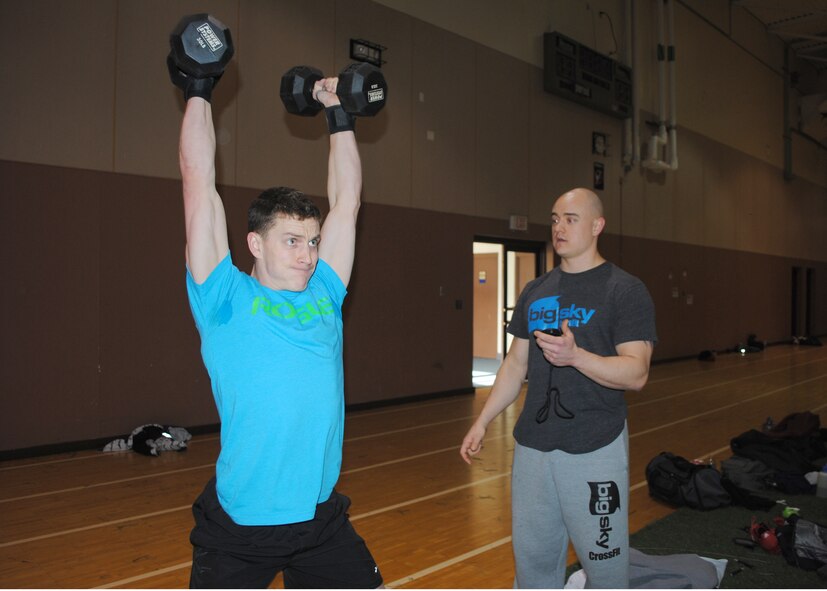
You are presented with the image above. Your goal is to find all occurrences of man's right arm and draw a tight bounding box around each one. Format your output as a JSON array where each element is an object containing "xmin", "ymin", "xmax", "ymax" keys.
[
  {"xmin": 179, "ymin": 97, "xmax": 229, "ymax": 283},
  {"xmin": 460, "ymin": 337, "xmax": 529, "ymax": 464}
]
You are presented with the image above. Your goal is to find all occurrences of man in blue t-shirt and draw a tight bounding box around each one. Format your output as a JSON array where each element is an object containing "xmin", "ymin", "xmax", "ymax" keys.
[
  {"xmin": 175, "ymin": 63, "xmax": 382, "ymax": 587},
  {"xmin": 460, "ymin": 188, "xmax": 657, "ymax": 588}
]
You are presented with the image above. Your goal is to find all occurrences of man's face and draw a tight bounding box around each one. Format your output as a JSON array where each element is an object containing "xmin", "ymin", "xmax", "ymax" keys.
[
  {"xmin": 550, "ymin": 192, "xmax": 602, "ymax": 261},
  {"xmin": 251, "ymin": 214, "xmax": 321, "ymax": 292}
]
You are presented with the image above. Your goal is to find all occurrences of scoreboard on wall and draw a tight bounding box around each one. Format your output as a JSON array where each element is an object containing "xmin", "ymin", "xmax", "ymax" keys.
[{"xmin": 543, "ymin": 31, "xmax": 633, "ymax": 120}]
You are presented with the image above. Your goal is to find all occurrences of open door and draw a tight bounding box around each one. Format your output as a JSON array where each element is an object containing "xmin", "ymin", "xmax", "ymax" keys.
[{"xmin": 473, "ymin": 239, "xmax": 546, "ymax": 386}]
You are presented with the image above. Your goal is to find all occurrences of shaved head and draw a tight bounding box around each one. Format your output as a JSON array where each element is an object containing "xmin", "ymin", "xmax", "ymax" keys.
[
  {"xmin": 555, "ymin": 188, "xmax": 603, "ymax": 219},
  {"xmin": 550, "ymin": 187, "xmax": 607, "ymax": 271}
]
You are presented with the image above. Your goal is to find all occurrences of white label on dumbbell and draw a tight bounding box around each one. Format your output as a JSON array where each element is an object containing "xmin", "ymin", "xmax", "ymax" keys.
[
  {"xmin": 197, "ymin": 23, "xmax": 224, "ymax": 53},
  {"xmin": 368, "ymin": 89, "xmax": 384, "ymax": 103}
]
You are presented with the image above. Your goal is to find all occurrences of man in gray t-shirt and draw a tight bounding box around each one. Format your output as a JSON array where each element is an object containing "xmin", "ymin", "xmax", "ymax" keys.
[{"xmin": 461, "ymin": 188, "xmax": 656, "ymax": 588}]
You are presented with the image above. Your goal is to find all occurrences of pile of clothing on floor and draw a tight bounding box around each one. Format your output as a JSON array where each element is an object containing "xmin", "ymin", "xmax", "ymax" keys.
[
  {"xmin": 565, "ymin": 549, "xmax": 727, "ymax": 589},
  {"xmin": 725, "ymin": 411, "xmax": 826, "ymax": 504},
  {"xmin": 639, "ymin": 411, "xmax": 827, "ymax": 586},
  {"xmin": 102, "ymin": 424, "xmax": 192, "ymax": 456}
]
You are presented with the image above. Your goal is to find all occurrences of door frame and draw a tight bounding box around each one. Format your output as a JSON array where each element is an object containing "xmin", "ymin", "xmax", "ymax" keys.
[{"xmin": 474, "ymin": 236, "xmax": 547, "ymax": 356}]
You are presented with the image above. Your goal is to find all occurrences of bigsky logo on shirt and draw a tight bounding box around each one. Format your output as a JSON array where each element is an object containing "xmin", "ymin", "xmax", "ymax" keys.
[{"xmin": 527, "ymin": 296, "xmax": 597, "ymax": 332}]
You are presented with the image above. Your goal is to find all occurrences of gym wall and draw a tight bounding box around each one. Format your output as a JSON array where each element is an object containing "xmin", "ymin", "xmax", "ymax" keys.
[{"xmin": 0, "ymin": 0, "xmax": 825, "ymax": 454}]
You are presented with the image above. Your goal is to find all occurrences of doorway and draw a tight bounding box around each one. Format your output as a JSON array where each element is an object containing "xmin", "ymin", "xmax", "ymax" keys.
[
  {"xmin": 472, "ymin": 238, "xmax": 546, "ymax": 387},
  {"xmin": 791, "ymin": 266, "xmax": 815, "ymax": 338}
]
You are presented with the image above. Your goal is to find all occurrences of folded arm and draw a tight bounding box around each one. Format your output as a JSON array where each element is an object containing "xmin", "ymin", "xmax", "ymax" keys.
[{"xmin": 534, "ymin": 320, "xmax": 653, "ymax": 391}]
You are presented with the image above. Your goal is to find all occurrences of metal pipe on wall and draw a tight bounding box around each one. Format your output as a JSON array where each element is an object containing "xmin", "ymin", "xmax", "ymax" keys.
[
  {"xmin": 666, "ymin": 0, "xmax": 678, "ymax": 169},
  {"xmin": 623, "ymin": 0, "xmax": 635, "ymax": 170},
  {"xmin": 642, "ymin": 0, "xmax": 678, "ymax": 172}
]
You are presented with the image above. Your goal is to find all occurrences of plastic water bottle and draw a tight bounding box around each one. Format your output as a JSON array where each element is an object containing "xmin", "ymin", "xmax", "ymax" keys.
[{"xmin": 817, "ymin": 465, "xmax": 827, "ymax": 499}]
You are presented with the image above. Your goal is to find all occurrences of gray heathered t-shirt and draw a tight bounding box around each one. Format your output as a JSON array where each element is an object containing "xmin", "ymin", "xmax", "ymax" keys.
[{"xmin": 510, "ymin": 261, "xmax": 657, "ymax": 454}]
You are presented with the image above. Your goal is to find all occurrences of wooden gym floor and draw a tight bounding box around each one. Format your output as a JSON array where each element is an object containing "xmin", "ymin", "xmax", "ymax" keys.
[{"xmin": 1, "ymin": 344, "xmax": 826, "ymax": 588}]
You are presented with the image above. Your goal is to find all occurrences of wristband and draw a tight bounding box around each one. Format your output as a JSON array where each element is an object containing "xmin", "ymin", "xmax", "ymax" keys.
[
  {"xmin": 325, "ymin": 105, "xmax": 356, "ymax": 134},
  {"xmin": 185, "ymin": 77, "xmax": 217, "ymax": 103}
]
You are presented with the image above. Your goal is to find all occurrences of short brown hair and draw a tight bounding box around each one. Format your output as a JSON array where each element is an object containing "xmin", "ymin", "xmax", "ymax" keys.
[{"xmin": 247, "ymin": 187, "xmax": 321, "ymax": 234}]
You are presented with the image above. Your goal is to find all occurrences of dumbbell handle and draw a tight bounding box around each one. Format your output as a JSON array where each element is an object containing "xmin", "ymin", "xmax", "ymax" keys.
[
  {"xmin": 280, "ymin": 63, "xmax": 386, "ymax": 117},
  {"xmin": 313, "ymin": 77, "xmax": 344, "ymax": 107}
]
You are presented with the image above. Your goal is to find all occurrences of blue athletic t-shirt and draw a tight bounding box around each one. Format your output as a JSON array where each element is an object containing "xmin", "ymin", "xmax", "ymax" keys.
[{"xmin": 186, "ymin": 253, "xmax": 346, "ymax": 525}]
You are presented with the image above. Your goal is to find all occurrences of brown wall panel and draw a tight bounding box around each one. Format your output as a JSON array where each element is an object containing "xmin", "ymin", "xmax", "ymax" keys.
[
  {"xmin": 1, "ymin": 162, "xmax": 102, "ymax": 448},
  {"xmin": 343, "ymin": 205, "xmax": 474, "ymax": 404},
  {"xmin": 3, "ymin": 160, "xmax": 823, "ymax": 454},
  {"xmin": 96, "ymin": 174, "xmax": 217, "ymax": 436}
]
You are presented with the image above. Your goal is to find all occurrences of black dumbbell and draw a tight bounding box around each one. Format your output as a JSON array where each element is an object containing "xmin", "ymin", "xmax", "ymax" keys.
[
  {"xmin": 167, "ymin": 13, "xmax": 234, "ymax": 101},
  {"xmin": 279, "ymin": 62, "xmax": 387, "ymax": 117}
]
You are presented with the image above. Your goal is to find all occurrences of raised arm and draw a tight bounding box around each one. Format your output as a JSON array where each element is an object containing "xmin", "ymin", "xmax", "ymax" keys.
[
  {"xmin": 314, "ymin": 78, "xmax": 362, "ymax": 287},
  {"xmin": 179, "ymin": 97, "xmax": 229, "ymax": 283},
  {"xmin": 460, "ymin": 337, "xmax": 529, "ymax": 464}
]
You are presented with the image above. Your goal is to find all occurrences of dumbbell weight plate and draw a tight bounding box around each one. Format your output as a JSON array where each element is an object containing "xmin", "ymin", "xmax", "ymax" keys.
[
  {"xmin": 169, "ymin": 13, "xmax": 234, "ymax": 79},
  {"xmin": 337, "ymin": 63, "xmax": 387, "ymax": 117},
  {"xmin": 280, "ymin": 66, "xmax": 324, "ymax": 116}
]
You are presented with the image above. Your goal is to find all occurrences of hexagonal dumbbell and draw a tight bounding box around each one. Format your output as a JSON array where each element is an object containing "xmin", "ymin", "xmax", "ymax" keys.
[
  {"xmin": 279, "ymin": 62, "xmax": 387, "ymax": 117},
  {"xmin": 167, "ymin": 13, "xmax": 234, "ymax": 101}
]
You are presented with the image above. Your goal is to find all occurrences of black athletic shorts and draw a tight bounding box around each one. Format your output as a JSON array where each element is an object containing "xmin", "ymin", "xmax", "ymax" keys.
[{"xmin": 189, "ymin": 478, "xmax": 383, "ymax": 589}]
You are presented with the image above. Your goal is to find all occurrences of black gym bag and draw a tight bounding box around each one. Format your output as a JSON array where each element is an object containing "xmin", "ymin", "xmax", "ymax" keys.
[{"xmin": 645, "ymin": 452, "xmax": 731, "ymax": 510}]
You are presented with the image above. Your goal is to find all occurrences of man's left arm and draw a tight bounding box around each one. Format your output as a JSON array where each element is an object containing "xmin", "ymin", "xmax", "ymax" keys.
[
  {"xmin": 315, "ymin": 78, "xmax": 361, "ymax": 288},
  {"xmin": 535, "ymin": 321, "xmax": 653, "ymax": 391}
]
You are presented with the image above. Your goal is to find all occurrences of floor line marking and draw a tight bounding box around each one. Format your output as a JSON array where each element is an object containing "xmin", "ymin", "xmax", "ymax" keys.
[
  {"xmin": 5, "ymin": 364, "xmax": 824, "ymax": 580},
  {"xmin": 94, "ymin": 561, "xmax": 194, "ymax": 589},
  {"xmin": 350, "ymin": 472, "xmax": 510, "ymax": 522},
  {"xmin": 4, "ymin": 372, "xmax": 823, "ymax": 503},
  {"xmin": 629, "ymin": 358, "xmax": 825, "ymax": 409},
  {"xmin": 0, "ymin": 505, "xmax": 192, "ymax": 548},
  {"xmin": 644, "ymin": 349, "xmax": 825, "ymax": 385},
  {"xmin": 630, "ymin": 374, "xmax": 827, "ymax": 439},
  {"xmin": 0, "ymin": 465, "xmax": 215, "ymax": 504},
  {"xmin": 342, "ymin": 434, "xmax": 509, "ymax": 476},
  {"xmin": 344, "ymin": 416, "xmax": 475, "ymax": 442},
  {"xmin": 5, "ymin": 351, "xmax": 824, "ymax": 472},
  {"xmin": 0, "ymin": 472, "xmax": 511, "ymax": 548},
  {"xmin": 386, "ymin": 536, "xmax": 513, "ymax": 588},
  {"xmin": 57, "ymin": 395, "xmax": 826, "ymax": 586}
]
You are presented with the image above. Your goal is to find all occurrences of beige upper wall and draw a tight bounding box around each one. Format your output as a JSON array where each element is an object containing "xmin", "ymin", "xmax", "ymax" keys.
[
  {"xmin": 376, "ymin": 0, "xmax": 825, "ymax": 180},
  {"xmin": 0, "ymin": 0, "xmax": 824, "ymax": 261},
  {"xmin": 372, "ymin": 0, "xmax": 627, "ymax": 68}
]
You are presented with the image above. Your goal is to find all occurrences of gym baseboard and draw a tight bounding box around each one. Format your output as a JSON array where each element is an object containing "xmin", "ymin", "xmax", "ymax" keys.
[
  {"xmin": 0, "ymin": 423, "xmax": 221, "ymax": 462},
  {"xmin": 0, "ymin": 388, "xmax": 476, "ymax": 461},
  {"xmin": 344, "ymin": 387, "xmax": 475, "ymax": 413}
]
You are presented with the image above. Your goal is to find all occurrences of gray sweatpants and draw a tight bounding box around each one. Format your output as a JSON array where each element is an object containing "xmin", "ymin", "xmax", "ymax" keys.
[{"xmin": 511, "ymin": 425, "xmax": 629, "ymax": 589}]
